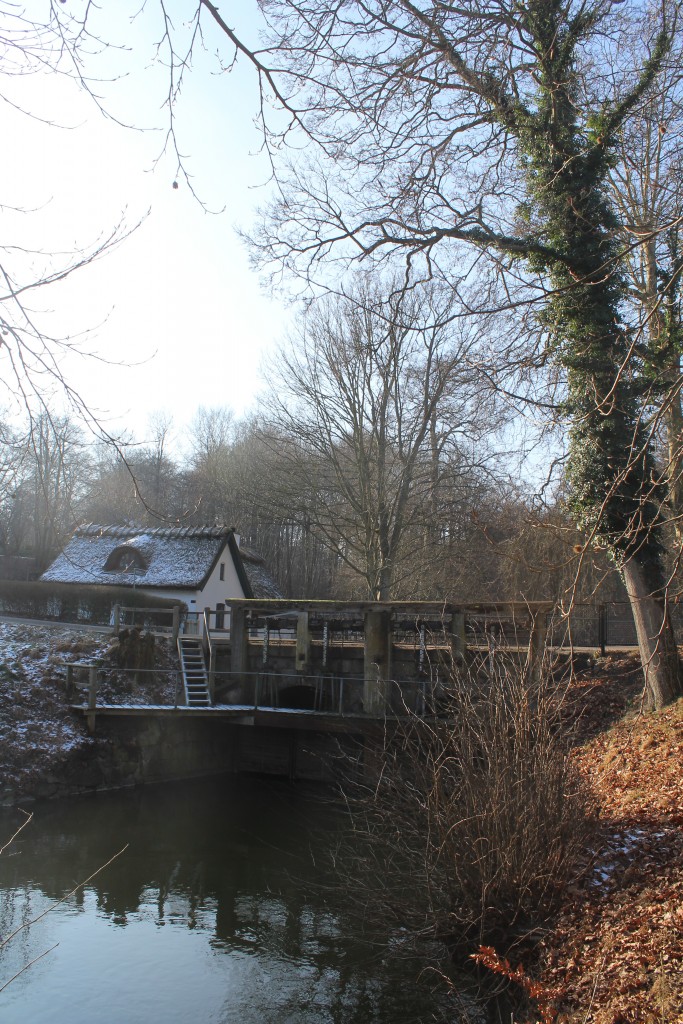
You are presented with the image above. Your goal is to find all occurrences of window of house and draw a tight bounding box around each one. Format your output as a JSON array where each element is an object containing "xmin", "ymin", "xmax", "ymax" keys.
[
  {"xmin": 103, "ymin": 546, "xmax": 147, "ymax": 574},
  {"xmin": 219, "ymin": 562, "xmax": 225, "ymax": 581}
]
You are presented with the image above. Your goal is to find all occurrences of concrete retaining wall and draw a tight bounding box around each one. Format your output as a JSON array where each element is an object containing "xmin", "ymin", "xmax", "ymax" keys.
[{"xmin": 11, "ymin": 718, "xmax": 360, "ymax": 804}]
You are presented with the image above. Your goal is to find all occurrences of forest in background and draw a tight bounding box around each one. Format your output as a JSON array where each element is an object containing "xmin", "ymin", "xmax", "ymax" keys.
[{"xmin": 0, "ymin": 394, "xmax": 625, "ymax": 608}]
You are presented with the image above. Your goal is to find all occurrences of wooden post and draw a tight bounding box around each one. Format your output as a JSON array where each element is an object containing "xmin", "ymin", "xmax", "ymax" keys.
[
  {"xmin": 450, "ymin": 610, "xmax": 466, "ymax": 669},
  {"xmin": 113, "ymin": 604, "xmax": 120, "ymax": 635},
  {"xmin": 86, "ymin": 665, "xmax": 98, "ymax": 734},
  {"xmin": 231, "ymin": 603, "xmax": 249, "ymax": 699},
  {"xmin": 296, "ymin": 611, "xmax": 310, "ymax": 673},
  {"xmin": 172, "ymin": 605, "xmax": 180, "ymax": 642},
  {"xmin": 363, "ymin": 608, "xmax": 391, "ymax": 714},
  {"xmin": 527, "ymin": 609, "xmax": 548, "ymax": 684},
  {"xmin": 362, "ymin": 725, "xmax": 384, "ymax": 780}
]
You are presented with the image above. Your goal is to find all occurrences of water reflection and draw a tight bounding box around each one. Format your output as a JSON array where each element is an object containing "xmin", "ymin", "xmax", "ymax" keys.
[{"xmin": 0, "ymin": 778, "xmax": 447, "ymax": 1024}]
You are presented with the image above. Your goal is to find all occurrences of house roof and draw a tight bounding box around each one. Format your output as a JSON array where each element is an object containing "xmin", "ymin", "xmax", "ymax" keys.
[
  {"xmin": 238, "ymin": 545, "xmax": 284, "ymax": 601},
  {"xmin": 40, "ymin": 524, "xmax": 281, "ymax": 598}
]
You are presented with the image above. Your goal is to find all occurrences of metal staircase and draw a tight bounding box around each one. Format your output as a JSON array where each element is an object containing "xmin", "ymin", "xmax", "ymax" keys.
[{"xmin": 177, "ymin": 636, "xmax": 211, "ymax": 706}]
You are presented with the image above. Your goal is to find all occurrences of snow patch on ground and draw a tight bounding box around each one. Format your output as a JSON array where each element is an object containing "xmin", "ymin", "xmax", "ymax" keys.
[
  {"xmin": 588, "ymin": 824, "xmax": 679, "ymax": 890},
  {"xmin": 0, "ymin": 622, "xmax": 179, "ymax": 802}
]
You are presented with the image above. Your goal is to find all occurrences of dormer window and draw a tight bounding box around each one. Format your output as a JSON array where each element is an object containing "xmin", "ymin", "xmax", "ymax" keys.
[{"xmin": 104, "ymin": 546, "xmax": 147, "ymax": 574}]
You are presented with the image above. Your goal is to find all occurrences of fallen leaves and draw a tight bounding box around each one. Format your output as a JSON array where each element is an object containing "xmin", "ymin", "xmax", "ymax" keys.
[{"xmin": 531, "ymin": 656, "xmax": 683, "ymax": 1024}]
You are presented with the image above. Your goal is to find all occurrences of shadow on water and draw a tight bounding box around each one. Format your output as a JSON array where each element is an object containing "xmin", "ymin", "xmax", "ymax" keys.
[{"xmin": 0, "ymin": 777, "xmax": 461, "ymax": 1024}]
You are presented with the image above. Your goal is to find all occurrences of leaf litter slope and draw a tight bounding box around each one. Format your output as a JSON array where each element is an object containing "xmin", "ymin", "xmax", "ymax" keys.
[{"xmin": 535, "ymin": 655, "xmax": 683, "ymax": 1024}]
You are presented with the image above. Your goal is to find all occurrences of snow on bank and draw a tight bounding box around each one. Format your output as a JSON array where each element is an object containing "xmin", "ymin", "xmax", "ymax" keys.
[{"xmin": 0, "ymin": 622, "xmax": 179, "ymax": 804}]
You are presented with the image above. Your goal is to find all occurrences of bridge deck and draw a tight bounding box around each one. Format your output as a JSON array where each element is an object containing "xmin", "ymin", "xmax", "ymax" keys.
[{"xmin": 71, "ymin": 702, "xmax": 385, "ymax": 733}]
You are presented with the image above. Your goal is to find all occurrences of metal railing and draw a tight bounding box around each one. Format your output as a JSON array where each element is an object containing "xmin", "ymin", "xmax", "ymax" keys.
[{"xmin": 61, "ymin": 664, "xmax": 462, "ymax": 719}]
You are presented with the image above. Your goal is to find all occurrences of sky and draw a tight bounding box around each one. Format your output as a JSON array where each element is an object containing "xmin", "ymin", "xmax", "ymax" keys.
[{"xmin": 0, "ymin": 1, "xmax": 290, "ymax": 448}]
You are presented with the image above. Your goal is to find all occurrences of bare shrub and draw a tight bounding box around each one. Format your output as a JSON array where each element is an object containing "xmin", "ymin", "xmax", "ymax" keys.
[{"xmin": 342, "ymin": 653, "xmax": 592, "ymax": 953}]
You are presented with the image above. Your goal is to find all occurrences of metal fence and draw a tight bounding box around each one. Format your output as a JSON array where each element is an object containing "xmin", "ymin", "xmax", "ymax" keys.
[
  {"xmin": 463, "ymin": 602, "xmax": 680, "ymax": 653},
  {"xmin": 547, "ymin": 601, "xmax": 683, "ymax": 651}
]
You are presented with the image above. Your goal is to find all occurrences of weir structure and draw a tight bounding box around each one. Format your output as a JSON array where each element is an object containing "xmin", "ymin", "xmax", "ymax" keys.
[
  {"xmin": 64, "ymin": 598, "xmax": 555, "ymax": 784},
  {"xmin": 73, "ymin": 599, "xmax": 553, "ymax": 726}
]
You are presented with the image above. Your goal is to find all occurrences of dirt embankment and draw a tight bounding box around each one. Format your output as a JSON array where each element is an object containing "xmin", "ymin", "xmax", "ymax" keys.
[{"xmin": 0, "ymin": 622, "xmax": 179, "ymax": 805}]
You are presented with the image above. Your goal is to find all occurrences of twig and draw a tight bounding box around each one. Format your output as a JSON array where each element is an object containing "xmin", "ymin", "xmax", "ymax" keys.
[
  {"xmin": 0, "ymin": 844, "xmax": 129, "ymax": 950},
  {"xmin": 0, "ymin": 809, "xmax": 32, "ymax": 856}
]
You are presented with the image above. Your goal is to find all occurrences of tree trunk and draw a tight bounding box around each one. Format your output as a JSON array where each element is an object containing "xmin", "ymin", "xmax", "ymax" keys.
[
  {"xmin": 665, "ymin": 390, "xmax": 683, "ymax": 549},
  {"xmin": 621, "ymin": 558, "xmax": 681, "ymax": 710}
]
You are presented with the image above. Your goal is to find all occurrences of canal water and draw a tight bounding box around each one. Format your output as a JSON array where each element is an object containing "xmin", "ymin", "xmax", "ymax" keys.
[{"xmin": 0, "ymin": 778, "xmax": 454, "ymax": 1024}]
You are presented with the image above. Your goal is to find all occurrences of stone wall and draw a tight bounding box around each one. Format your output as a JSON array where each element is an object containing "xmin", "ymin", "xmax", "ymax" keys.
[{"xmin": 13, "ymin": 718, "xmax": 358, "ymax": 804}]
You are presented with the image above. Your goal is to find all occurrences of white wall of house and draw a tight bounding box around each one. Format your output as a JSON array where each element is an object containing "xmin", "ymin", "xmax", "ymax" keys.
[{"xmin": 133, "ymin": 541, "xmax": 244, "ymax": 630}]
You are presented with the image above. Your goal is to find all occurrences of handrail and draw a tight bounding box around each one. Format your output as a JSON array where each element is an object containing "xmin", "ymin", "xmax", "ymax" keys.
[
  {"xmin": 58, "ymin": 660, "xmax": 100, "ymax": 730},
  {"xmin": 201, "ymin": 606, "xmax": 232, "ymax": 638},
  {"xmin": 204, "ymin": 609, "xmax": 216, "ymax": 703}
]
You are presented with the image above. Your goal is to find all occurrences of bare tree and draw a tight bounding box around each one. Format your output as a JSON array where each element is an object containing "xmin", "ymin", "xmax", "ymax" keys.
[
  {"xmin": 0, "ymin": 418, "xmax": 30, "ymax": 556},
  {"xmin": 184, "ymin": 407, "xmax": 236, "ymax": 523},
  {"xmin": 263, "ymin": 278, "xmax": 502, "ymax": 599},
  {"xmin": 142, "ymin": 411, "xmax": 177, "ymax": 513},
  {"xmin": 609, "ymin": 15, "xmax": 683, "ymax": 545},
  {"xmin": 83, "ymin": 438, "xmax": 184, "ymax": 527},
  {"xmin": 17, "ymin": 413, "xmax": 91, "ymax": 571}
]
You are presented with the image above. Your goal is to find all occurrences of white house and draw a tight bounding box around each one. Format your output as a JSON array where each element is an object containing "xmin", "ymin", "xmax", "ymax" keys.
[{"xmin": 40, "ymin": 524, "xmax": 280, "ymax": 627}]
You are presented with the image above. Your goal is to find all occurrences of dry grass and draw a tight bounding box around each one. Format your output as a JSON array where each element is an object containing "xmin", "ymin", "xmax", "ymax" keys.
[{"xmin": 341, "ymin": 654, "xmax": 591, "ymax": 954}]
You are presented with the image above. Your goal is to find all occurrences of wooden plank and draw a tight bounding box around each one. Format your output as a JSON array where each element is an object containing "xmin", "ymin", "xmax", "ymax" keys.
[
  {"xmin": 450, "ymin": 611, "xmax": 466, "ymax": 666},
  {"xmin": 226, "ymin": 598, "xmax": 554, "ymax": 616}
]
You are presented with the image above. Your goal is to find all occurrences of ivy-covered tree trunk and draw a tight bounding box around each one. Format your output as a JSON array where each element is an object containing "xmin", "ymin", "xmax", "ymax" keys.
[
  {"xmin": 517, "ymin": 1, "xmax": 681, "ymax": 709},
  {"xmin": 622, "ymin": 558, "xmax": 680, "ymax": 709}
]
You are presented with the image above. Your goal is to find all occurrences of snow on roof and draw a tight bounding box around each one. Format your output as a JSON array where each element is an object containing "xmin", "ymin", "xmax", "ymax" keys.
[
  {"xmin": 41, "ymin": 524, "xmax": 283, "ymax": 599},
  {"xmin": 239, "ymin": 546, "xmax": 284, "ymax": 600},
  {"xmin": 41, "ymin": 524, "xmax": 236, "ymax": 591}
]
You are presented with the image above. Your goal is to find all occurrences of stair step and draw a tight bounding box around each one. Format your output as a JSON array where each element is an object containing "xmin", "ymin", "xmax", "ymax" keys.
[{"xmin": 178, "ymin": 636, "xmax": 211, "ymax": 707}]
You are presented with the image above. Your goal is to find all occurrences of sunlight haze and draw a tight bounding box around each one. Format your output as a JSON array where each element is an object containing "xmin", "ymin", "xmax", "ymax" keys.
[{"xmin": 1, "ymin": 1, "xmax": 285, "ymax": 441}]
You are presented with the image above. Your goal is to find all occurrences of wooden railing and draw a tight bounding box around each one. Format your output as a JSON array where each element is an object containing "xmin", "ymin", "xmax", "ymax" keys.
[
  {"xmin": 112, "ymin": 604, "xmax": 181, "ymax": 640},
  {"xmin": 62, "ymin": 660, "xmax": 99, "ymax": 732}
]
